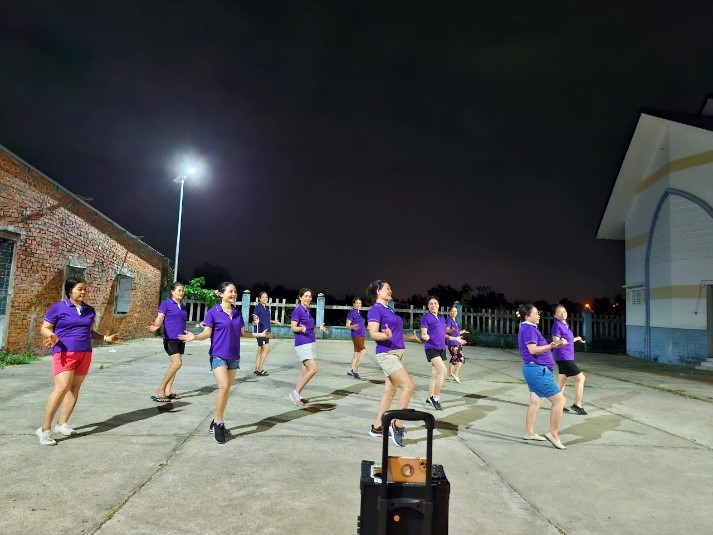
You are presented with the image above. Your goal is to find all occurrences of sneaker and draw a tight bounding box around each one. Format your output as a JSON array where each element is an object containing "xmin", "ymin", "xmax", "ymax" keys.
[
  {"xmin": 426, "ymin": 396, "xmax": 442, "ymax": 410},
  {"xmin": 53, "ymin": 423, "xmax": 75, "ymax": 436},
  {"xmin": 369, "ymin": 425, "xmax": 383, "ymax": 437},
  {"xmin": 571, "ymin": 404, "xmax": 588, "ymax": 415},
  {"xmin": 563, "ymin": 406, "xmax": 571, "ymax": 413},
  {"xmin": 35, "ymin": 427, "xmax": 56, "ymax": 446},
  {"xmin": 214, "ymin": 422, "xmax": 226, "ymax": 444},
  {"xmin": 209, "ymin": 419, "xmax": 232, "ymax": 436},
  {"xmin": 352, "ymin": 371, "xmax": 361, "ymax": 379},
  {"xmin": 289, "ymin": 390, "xmax": 304, "ymax": 406},
  {"xmin": 259, "ymin": 370, "xmax": 269, "ymax": 376},
  {"xmin": 389, "ymin": 421, "xmax": 405, "ymax": 448},
  {"xmin": 347, "ymin": 369, "xmax": 354, "ymax": 378}
]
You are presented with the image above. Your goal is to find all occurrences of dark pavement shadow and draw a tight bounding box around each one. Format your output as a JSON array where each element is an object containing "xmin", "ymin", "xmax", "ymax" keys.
[{"xmin": 62, "ymin": 401, "xmax": 190, "ymax": 440}]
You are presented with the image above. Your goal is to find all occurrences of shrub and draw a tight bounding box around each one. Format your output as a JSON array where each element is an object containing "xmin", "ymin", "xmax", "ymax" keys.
[{"xmin": 0, "ymin": 348, "xmax": 39, "ymax": 369}]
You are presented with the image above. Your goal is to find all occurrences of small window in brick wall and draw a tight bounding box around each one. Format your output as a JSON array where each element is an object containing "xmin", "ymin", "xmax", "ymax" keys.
[
  {"xmin": 65, "ymin": 266, "xmax": 86, "ymax": 281},
  {"xmin": 630, "ymin": 288, "xmax": 646, "ymax": 306},
  {"xmin": 63, "ymin": 256, "xmax": 88, "ymax": 299},
  {"xmin": 114, "ymin": 275, "xmax": 133, "ymax": 314}
]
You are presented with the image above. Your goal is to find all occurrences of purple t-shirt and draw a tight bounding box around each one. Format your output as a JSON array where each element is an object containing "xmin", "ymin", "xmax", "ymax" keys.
[
  {"xmin": 44, "ymin": 299, "xmax": 96, "ymax": 353},
  {"xmin": 420, "ymin": 313, "xmax": 446, "ymax": 350},
  {"xmin": 252, "ymin": 303, "xmax": 272, "ymax": 333},
  {"xmin": 445, "ymin": 317, "xmax": 461, "ymax": 347},
  {"xmin": 518, "ymin": 322, "xmax": 555, "ymax": 371},
  {"xmin": 291, "ymin": 305, "xmax": 315, "ymax": 346},
  {"xmin": 551, "ymin": 320, "xmax": 575, "ymax": 361},
  {"xmin": 347, "ymin": 308, "xmax": 365, "ymax": 338},
  {"xmin": 203, "ymin": 305, "xmax": 245, "ymax": 360},
  {"xmin": 158, "ymin": 298, "xmax": 188, "ymax": 340},
  {"xmin": 367, "ymin": 302, "xmax": 405, "ymax": 353}
]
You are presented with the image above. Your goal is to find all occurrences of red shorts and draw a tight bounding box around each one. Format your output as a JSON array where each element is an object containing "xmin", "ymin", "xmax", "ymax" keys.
[{"xmin": 52, "ymin": 351, "xmax": 93, "ymax": 376}]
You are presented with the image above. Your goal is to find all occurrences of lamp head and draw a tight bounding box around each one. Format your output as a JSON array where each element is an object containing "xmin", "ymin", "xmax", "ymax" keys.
[{"xmin": 173, "ymin": 162, "xmax": 202, "ymax": 183}]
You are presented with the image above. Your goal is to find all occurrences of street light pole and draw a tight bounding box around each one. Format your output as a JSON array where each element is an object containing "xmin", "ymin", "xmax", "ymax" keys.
[{"xmin": 173, "ymin": 175, "xmax": 186, "ymax": 283}]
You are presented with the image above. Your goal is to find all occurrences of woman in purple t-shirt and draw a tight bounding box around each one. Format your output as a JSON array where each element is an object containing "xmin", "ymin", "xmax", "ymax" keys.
[
  {"xmin": 179, "ymin": 282, "xmax": 271, "ymax": 444},
  {"xmin": 445, "ymin": 305, "xmax": 469, "ymax": 383},
  {"xmin": 36, "ymin": 277, "xmax": 122, "ymax": 446},
  {"xmin": 365, "ymin": 280, "xmax": 421, "ymax": 448},
  {"xmin": 289, "ymin": 288, "xmax": 329, "ymax": 406},
  {"xmin": 420, "ymin": 297, "xmax": 467, "ymax": 411},
  {"xmin": 148, "ymin": 281, "xmax": 188, "ymax": 402},
  {"xmin": 551, "ymin": 304, "xmax": 587, "ymax": 415},
  {"xmin": 251, "ymin": 291, "xmax": 282, "ymax": 377},
  {"xmin": 516, "ymin": 304, "xmax": 567, "ymax": 450},
  {"xmin": 346, "ymin": 297, "xmax": 366, "ymax": 379}
]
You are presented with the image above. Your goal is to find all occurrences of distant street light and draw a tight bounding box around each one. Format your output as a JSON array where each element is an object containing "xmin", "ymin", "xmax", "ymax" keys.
[{"xmin": 173, "ymin": 166, "xmax": 197, "ymax": 282}]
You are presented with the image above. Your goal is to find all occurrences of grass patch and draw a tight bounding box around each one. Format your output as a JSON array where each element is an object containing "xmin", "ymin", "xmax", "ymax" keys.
[{"xmin": 0, "ymin": 348, "xmax": 39, "ymax": 369}]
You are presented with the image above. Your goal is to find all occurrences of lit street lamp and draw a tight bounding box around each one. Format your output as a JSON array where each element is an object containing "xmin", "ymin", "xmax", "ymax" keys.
[{"xmin": 173, "ymin": 167, "xmax": 196, "ymax": 282}]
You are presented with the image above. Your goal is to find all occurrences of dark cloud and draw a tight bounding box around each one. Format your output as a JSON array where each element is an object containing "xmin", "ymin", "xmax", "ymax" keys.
[{"xmin": 2, "ymin": 1, "xmax": 712, "ymax": 302}]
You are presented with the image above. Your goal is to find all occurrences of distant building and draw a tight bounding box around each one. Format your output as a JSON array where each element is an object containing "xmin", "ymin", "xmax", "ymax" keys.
[
  {"xmin": 598, "ymin": 97, "xmax": 713, "ymax": 367},
  {"xmin": 0, "ymin": 144, "xmax": 169, "ymax": 353}
]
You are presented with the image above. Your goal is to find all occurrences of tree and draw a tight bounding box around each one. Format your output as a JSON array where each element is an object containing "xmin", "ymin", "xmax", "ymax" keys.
[
  {"xmin": 191, "ymin": 263, "xmax": 233, "ymax": 290},
  {"xmin": 249, "ymin": 281, "xmax": 272, "ymax": 296},
  {"xmin": 533, "ymin": 300, "xmax": 552, "ymax": 314},
  {"xmin": 591, "ymin": 295, "xmax": 626, "ymax": 315},
  {"xmin": 611, "ymin": 293, "xmax": 626, "ymax": 315},
  {"xmin": 271, "ymin": 285, "xmax": 298, "ymax": 301},
  {"xmin": 403, "ymin": 293, "xmax": 426, "ymax": 307},
  {"xmin": 184, "ymin": 277, "xmax": 218, "ymax": 305},
  {"xmin": 556, "ymin": 298, "xmax": 582, "ymax": 314},
  {"xmin": 426, "ymin": 284, "xmax": 461, "ymax": 307},
  {"xmin": 471, "ymin": 286, "xmax": 510, "ymax": 310}
]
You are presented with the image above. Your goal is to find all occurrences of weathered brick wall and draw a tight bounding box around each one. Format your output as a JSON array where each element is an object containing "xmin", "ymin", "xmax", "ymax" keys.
[{"xmin": 0, "ymin": 147, "xmax": 168, "ymax": 353}]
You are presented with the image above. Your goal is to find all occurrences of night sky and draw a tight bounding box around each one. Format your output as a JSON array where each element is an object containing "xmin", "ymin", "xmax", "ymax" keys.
[{"xmin": 2, "ymin": 2, "xmax": 713, "ymax": 303}]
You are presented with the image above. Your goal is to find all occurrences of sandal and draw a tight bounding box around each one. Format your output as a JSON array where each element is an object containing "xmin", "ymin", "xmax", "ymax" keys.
[
  {"xmin": 259, "ymin": 370, "xmax": 269, "ymax": 376},
  {"xmin": 167, "ymin": 393, "xmax": 181, "ymax": 400},
  {"xmin": 151, "ymin": 395, "xmax": 171, "ymax": 403}
]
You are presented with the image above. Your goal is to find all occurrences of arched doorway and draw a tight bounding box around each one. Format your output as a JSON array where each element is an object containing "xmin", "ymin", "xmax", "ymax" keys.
[{"xmin": 645, "ymin": 189, "xmax": 713, "ymax": 363}]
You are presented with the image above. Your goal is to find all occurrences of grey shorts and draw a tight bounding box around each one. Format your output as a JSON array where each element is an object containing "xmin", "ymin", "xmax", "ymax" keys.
[
  {"xmin": 295, "ymin": 342, "xmax": 316, "ymax": 362},
  {"xmin": 370, "ymin": 349, "xmax": 406, "ymax": 376}
]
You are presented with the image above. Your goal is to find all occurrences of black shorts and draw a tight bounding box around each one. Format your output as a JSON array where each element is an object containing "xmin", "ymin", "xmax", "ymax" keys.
[
  {"xmin": 163, "ymin": 339, "xmax": 185, "ymax": 356},
  {"xmin": 257, "ymin": 337, "xmax": 270, "ymax": 347},
  {"xmin": 425, "ymin": 348, "xmax": 446, "ymax": 362},
  {"xmin": 556, "ymin": 360, "xmax": 582, "ymax": 377}
]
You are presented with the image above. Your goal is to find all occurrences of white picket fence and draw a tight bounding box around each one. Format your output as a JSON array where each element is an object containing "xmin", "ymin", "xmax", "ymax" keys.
[{"xmin": 182, "ymin": 296, "xmax": 625, "ymax": 340}]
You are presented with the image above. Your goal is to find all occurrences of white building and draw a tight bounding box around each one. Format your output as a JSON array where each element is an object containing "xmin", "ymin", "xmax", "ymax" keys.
[{"xmin": 597, "ymin": 97, "xmax": 713, "ymax": 367}]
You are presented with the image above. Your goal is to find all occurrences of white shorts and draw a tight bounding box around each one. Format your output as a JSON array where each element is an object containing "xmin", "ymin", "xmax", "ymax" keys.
[{"xmin": 295, "ymin": 342, "xmax": 316, "ymax": 362}]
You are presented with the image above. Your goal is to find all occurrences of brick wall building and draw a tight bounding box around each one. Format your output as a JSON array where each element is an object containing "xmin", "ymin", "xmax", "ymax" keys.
[{"xmin": 0, "ymin": 144, "xmax": 169, "ymax": 353}]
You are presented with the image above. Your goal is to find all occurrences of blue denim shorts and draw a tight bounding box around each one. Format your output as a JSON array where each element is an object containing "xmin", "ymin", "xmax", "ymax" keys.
[
  {"xmin": 210, "ymin": 356, "xmax": 240, "ymax": 371},
  {"xmin": 522, "ymin": 363, "xmax": 560, "ymax": 398}
]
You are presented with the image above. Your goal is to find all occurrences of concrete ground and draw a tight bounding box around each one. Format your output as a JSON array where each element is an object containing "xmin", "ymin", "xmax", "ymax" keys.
[{"xmin": 1, "ymin": 337, "xmax": 712, "ymax": 535}]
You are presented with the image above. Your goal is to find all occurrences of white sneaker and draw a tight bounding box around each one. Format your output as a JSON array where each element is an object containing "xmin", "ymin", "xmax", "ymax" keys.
[
  {"xmin": 36, "ymin": 427, "xmax": 57, "ymax": 446},
  {"xmin": 289, "ymin": 390, "xmax": 304, "ymax": 406},
  {"xmin": 53, "ymin": 423, "xmax": 75, "ymax": 436}
]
